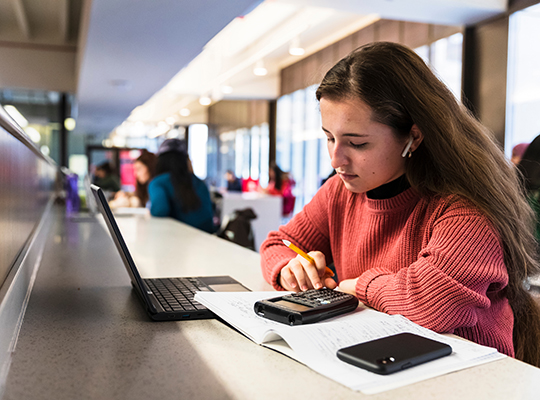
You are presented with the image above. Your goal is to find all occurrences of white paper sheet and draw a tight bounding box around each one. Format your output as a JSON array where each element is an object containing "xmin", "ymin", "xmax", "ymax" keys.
[{"xmin": 195, "ymin": 291, "xmax": 505, "ymax": 394}]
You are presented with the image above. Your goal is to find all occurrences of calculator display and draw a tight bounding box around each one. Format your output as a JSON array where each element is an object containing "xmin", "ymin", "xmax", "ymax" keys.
[{"xmin": 273, "ymin": 300, "xmax": 311, "ymax": 312}]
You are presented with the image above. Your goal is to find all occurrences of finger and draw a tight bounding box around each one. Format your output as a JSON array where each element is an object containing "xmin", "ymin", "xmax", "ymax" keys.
[
  {"xmin": 324, "ymin": 276, "xmax": 338, "ymax": 290},
  {"xmin": 290, "ymin": 258, "xmax": 313, "ymax": 291},
  {"xmin": 305, "ymin": 251, "xmax": 327, "ymax": 289},
  {"xmin": 308, "ymin": 251, "xmax": 328, "ymax": 277},
  {"xmin": 280, "ymin": 266, "xmax": 299, "ymax": 292},
  {"xmin": 302, "ymin": 262, "xmax": 323, "ymax": 290},
  {"xmin": 338, "ymin": 278, "xmax": 358, "ymax": 295}
]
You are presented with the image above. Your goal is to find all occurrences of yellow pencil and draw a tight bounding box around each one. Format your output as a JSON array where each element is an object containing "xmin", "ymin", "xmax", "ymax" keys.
[{"xmin": 282, "ymin": 239, "xmax": 335, "ymax": 278}]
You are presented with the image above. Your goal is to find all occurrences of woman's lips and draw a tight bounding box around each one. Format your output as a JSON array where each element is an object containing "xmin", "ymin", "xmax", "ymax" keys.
[{"xmin": 338, "ymin": 172, "xmax": 357, "ymax": 182}]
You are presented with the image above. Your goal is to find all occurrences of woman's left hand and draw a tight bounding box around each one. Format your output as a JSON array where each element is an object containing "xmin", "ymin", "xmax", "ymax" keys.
[{"xmin": 338, "ymin": 278, "xmax": 359, "ymax": 295}]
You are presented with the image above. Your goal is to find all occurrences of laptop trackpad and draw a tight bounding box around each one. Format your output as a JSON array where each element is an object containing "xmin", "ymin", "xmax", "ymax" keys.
[{"xmin": 209, "ymin": 283, "xmax": 250, "ymax": 292}]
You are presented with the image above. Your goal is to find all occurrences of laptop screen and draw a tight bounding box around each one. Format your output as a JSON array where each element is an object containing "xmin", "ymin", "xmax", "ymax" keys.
[{"xmin": 90, "ymin": 184, "xmax": 157, "ymax": 312}]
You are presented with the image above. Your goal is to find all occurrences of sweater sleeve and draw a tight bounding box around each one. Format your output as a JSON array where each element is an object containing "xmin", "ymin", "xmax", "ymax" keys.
[
  {"xmin": 148, "ymin": 178, "xmax": 171, "ymax": 217},
  {"xmin": 355, "ymin": 205, "xmax": 509, "ymax": 334},
  {"xmin": 260, "ymin": 179, "xmax": 336, "ymax": 290}
]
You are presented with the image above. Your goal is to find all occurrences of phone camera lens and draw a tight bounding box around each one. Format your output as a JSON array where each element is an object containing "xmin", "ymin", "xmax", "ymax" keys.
[{"xmin": 378, "ymin": 357, "xmax": 396, "ymax": 365}]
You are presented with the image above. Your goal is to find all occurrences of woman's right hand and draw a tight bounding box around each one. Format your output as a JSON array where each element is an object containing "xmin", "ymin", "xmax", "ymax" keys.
[{"xmin": 279, "ymin": 251, "xmax": 337, "ymax": 292}]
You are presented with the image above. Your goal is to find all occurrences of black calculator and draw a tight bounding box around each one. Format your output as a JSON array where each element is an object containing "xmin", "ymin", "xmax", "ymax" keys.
[{"xmin": 254, "ymin": 288, "xmax": 359, "ymax": 325}]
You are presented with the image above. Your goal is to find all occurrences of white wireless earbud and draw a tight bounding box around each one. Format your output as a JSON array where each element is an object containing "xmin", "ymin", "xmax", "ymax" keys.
[{"xmin": 401, "ymin": 136, "xmax": 414, "ymax": 158}]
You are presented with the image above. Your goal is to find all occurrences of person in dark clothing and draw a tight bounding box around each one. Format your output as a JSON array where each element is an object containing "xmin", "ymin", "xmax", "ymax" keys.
[
  {"xmin": 148, "ymin": 139, "xmax": 216, "ymax": 233},
  {"xmin": 225, "ymin": 170, "xmax": 242, "ymax": 192},
  {"xmin": 93, "ymin": 161, "xmax": 121, "ymax": 193}
]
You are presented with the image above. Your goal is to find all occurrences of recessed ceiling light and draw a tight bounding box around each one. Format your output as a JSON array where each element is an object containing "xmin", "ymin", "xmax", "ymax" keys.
[
  {"xmin": 221, "ymin": 85, "xmax": 233, "ymax": 94},
  {"xmin": 289, "ymin": 36, "xmax": 305, "ymax": 56},
  {"xmin": 180, "ymin": 108, "xmax": 191, "ymax": 117},
  {"xmin": 199, "ymin": 96, "xmax": 212, "ymax": 106},
  {"xmin": 253, "ymin": 60, "xmax": 267, "ymax": 76}
]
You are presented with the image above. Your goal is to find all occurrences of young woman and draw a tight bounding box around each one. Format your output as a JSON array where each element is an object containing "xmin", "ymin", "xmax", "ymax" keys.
[
  {"xmin": 110, "ymin": 150, "xmax": 157, "ymax": 208},
  {"xmin": 133, "ymin": 150, "xmax": 157, "ymax": 206},
  {"xmin": 149, "ymin": 138, "xmax": 215, "ymax": 233},
  {"xmin": 260, "ymin": 42, "xmax": 540, "ymax": 367},
  {"xmin": 263, "ymin": 162, "xmax": 295, "ymax": 216}
]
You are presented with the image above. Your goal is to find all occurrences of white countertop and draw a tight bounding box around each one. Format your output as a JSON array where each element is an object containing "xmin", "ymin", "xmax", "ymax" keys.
[{"xmin": 4, "ymin": 209, "xmax": 540, "ymax": 399}]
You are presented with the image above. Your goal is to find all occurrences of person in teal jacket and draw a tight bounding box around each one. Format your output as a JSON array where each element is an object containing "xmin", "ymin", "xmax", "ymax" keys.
[
  {"xmin": 517, "ymin": 135, "xmax": 540, "ymax": 241},
  {"xmin": 149, "ymin": 139, "xmax": 216, "ymax": 233}
]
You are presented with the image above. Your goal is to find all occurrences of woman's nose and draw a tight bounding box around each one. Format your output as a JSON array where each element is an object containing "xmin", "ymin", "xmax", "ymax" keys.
[{"xmin": 330, "ymin": 143, "xmax": 348, "ymax": 170}]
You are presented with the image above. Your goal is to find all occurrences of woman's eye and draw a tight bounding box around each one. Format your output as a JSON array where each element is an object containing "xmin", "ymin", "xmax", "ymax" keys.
[
  {"xmin": 350, "ymin": 142, "xmax": 366, "ymax": 149},
  {"xmin": 326, "ymin": 137, "xmax": 335, "ymax": 143}
]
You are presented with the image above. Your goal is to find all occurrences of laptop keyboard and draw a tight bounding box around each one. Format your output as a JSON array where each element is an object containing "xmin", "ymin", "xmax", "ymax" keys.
[{"xmin": 145, "ymin": 277, "xmax": 208, "ymax": 312}]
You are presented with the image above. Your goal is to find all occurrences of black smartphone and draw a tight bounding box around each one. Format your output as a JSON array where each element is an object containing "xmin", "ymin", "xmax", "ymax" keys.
[
  {"xmin": 254, "ymin": 288, "xmax": 358, "ymax": 325},
  {"xmin": 336, "ymin": 332, "xmax": 452, "ymax": 375}
]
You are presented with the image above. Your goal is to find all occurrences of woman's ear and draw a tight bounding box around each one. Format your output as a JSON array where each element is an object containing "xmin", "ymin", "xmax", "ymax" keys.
[{"xmin": 409, "ymin": 124, "xmax": 424, "ymax": 153}]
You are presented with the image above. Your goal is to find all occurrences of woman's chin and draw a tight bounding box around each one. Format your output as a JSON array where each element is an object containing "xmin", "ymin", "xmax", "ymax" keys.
[{"xmin": 341, "ymin": 180, "xmax": 362, "ymax": 193}]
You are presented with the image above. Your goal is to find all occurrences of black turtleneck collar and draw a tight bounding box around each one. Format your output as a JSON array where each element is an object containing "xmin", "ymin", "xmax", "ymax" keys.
[{"xmin": 366, "ymin": 175, "xmax": 410, "ymax": 200}]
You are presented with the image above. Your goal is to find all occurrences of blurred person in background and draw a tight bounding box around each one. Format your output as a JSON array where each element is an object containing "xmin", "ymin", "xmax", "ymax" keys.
[
  {"xmin": 517, "ymin": 135, "xmax": 540, "ymax": 240},
  {"xmin": 225, "ymin": 169, "xmax": 242, "ymax": 192},
  {"xmin": 511, "ymin": 143, "xmax": 529, "ymax": 165},
  {"xmin": 149, "ymin": 139, "xmax": 216, "ymax": 233},
  {"xmin": 93, "ymin": 161, "xmax": 121, "ymax": 194},
  {"xmin": 110, "ymin": 150, "xmax": 157, "ymax": 208},
  {"xmin": 262, "ymin": 161, "xmax": 295, "ymax": 216}
]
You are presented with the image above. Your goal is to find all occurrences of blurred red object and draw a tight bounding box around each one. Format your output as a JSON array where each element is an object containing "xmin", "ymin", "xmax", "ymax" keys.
[{"xmin": 242, "ymin": 177, "xmax": 259, "ymax": 192}]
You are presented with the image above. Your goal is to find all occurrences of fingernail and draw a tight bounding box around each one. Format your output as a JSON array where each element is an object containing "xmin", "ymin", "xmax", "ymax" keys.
[
  {"xmin": 315, "ymin": 282, "xmax": 322, "ymax": 289},
  {"xmin": 291, "ymin": 282, "xmax": 296, "ymax": 288}
]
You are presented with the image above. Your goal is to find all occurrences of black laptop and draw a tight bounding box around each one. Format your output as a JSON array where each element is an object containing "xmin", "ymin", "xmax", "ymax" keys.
[{"xmin": 91, "ymin": 184, "xmax": 250, "ymax": 321}]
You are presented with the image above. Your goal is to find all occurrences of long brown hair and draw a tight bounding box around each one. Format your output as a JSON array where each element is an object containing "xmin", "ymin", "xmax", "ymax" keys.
[
  {"xmin": 155, "ymin": 150, "xmax": 201, "ymax": 212},
  {"xmin": 316, "ymin": 41, "xmax": 540, "ymax": 367},
  {"xmin": 134, "ymin": 150, "xmax": 157, "ymax": 206}
]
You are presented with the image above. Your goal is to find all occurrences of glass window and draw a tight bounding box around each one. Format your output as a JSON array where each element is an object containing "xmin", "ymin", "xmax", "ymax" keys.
[
  {"xmin": 251, "ymin": 125, "xmax": 260, "ymax": 180},
  {"xmin": 276, "ymin": 94, "xmax": 293, "ymax": 172},
  {"xmin": 259, "ymin": 123, "xmax": 270, "ymax": 188},
  {"xmin": 505, "ymin": 3, "xmax": 540, "ymax": 156},
  {"xmin": 415, "ymin": 33, "xmax": 463, "ymax": 101},
  {"xmin": 188, "ymin": 124, "xmax": 208, "ymax": 179},
  {"xmin": 430, "ymin": 33, "xmax": 463, "ymax": 100}
]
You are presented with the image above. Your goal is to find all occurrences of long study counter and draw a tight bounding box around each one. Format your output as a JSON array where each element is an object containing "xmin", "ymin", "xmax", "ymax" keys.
[{"xmin": 3, "ymin": 207, "xmax": 540, "ymax": 399}]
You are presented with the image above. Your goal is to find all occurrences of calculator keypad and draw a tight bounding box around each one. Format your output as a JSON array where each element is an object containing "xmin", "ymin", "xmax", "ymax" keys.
[{"xmin": 282, "ymin": 288, "xmax": 353, "ymax": 308}]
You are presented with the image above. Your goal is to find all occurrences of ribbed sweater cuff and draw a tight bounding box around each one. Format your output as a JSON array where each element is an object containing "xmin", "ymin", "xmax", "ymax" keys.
[
  {"xmin": 356, "ymin": 268, "xmax": 391, "ymax": 307},
  {"xmin": 269, "ymin": 259, "xmax": 290, "ymax": 291}
]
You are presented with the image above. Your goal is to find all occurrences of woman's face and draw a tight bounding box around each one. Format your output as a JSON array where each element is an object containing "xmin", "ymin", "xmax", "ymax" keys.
[
  {"xmin": 133, "ymin": 160, "xmax": 151, "ymax": 184},
  {"xmin": 320, "ymin": 97, "xmax": 410, "ymax": 194}
]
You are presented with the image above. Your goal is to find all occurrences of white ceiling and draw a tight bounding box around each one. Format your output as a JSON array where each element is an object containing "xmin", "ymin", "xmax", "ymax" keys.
[
  {"xmin": 74, "ymin": 0, "xmax": 262, "ymax": 136},
  {"xmin": 0, "ymin": 0, "xmax": 510, "ymax": 139}
]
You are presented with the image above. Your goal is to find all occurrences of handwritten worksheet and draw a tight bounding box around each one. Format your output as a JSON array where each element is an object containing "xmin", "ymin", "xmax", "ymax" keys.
[{"xmin": 194, "ymin": 291, "xmax": 505, "ymax": 394}]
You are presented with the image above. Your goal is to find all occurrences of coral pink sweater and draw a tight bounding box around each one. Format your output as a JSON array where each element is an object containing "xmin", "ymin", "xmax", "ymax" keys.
[{"xmin": 260, "ymin": 176, "xmax": 514, "ymax": 356}]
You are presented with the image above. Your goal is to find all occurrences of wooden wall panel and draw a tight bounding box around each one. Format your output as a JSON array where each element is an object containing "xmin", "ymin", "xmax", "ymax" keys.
[
  {"xmin": 431, "ymin": 24, "xmax": 462, "ymax": 42},
  {"xmin": 280, "ymin": 19, "xmax": 462, "ymax": 96},
  {"xmin": 377, "ymin": 20, "xmax": 401, "ymax": 42},
  {"xmin": 474, "ymin": 17, "xmax": 509, "ymax": 145},
  {"xmin": 335, "ymin": 35, "xmax": 355, "ymax": 62},
  {"xmin": 208, "ymin": 100, "xmax": 270, "ymax": 131},
  {"xmin": 352, "ymin": 23, "xmax": 376, "ymax": 48},
  {"xmin": 403, "ymin": 22, "xmax": 431, "ymax": 49}
]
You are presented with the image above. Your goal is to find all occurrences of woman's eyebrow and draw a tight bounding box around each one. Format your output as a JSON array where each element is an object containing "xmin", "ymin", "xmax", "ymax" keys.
[{"xmin": 321, "ymin": 127, "xmax": 369, "ymax": 138}]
